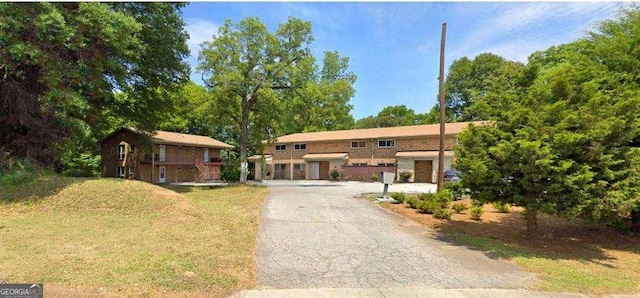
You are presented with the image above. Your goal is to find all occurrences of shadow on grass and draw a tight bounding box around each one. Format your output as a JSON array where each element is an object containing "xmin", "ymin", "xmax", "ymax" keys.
[
  {"xmin": 432, "ymin": 210, "xmax": 640, "ymax": 266},
  {"xmin": 0, "ymin": 175, "xmax": 84, "ymax": 204}
]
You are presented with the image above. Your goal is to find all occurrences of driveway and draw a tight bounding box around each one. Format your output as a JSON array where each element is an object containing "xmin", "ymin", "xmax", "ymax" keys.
[{"xmin": 256, "ymin": 181, "xmax": 536, "ymax": 289}]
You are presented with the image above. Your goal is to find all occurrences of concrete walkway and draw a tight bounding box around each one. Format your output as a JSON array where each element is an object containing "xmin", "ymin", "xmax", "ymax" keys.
[
  {"xmin": 231, "ymin": 288, "xmax": 589, "ymax": 298},
  {"xmin": 254, "ymin": 181, "xmax": 535, "ymax": 290}
]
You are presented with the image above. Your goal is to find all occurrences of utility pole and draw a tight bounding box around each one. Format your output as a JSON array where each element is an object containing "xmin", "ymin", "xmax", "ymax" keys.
[{"xmin": 437, "ymin": 22, "xmax": 447, "ymax": 192}]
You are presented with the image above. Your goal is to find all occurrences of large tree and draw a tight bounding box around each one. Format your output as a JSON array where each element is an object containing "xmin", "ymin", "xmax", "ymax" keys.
[
  {"xmin": 455, "ymin": 6, "xmax": 640, "ymax": 237},
  {"xmin": 355, "ymin": 104, "xmax": 440, "ymax": 129},
  {"xmin": 198, "ymin": 17, "xmax": 356, "ymax": 183},
  {"xmin": 0, "ymin": 3, "xmax": 190, "ymax": 167}
]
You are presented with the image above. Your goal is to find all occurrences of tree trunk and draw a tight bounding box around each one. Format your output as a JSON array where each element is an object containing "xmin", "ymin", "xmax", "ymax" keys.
[
  {"xmin": 631, "ymin": 208, "xmax": 640, "ymax": 233},
  {"xmin": 239, "ymin": 107, "xmax": 250, "ymax": 184},
  {"xmin": 525, "ymin": 207, "xmax": 538, "ymax": 239}
]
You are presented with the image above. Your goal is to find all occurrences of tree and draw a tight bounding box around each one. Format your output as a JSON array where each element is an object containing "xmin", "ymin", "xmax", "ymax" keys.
[
  {"xmin": 455, "ymin": 6, "xmax": 640, "ymax": 237},
  {"xmin": 356, "ymin": 105, "xmax": 423, "ymax": 128},
  {"xmin": 198, "ymin": 17, "xmax": 315, "ymax": 183},
  {"xmin": 0, "ymin": 3, "xmax": 190, "ymax": 168}
]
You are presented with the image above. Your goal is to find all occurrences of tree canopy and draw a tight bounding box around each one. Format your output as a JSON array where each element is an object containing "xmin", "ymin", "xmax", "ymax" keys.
[
  {"xmin": 454, "ymin": 6, "xmax": 640, "ymax": 237},
  {"xmin": 0, "ymin": 3, "xmax": 190, "ymax": 168},
  {"xmin": 355, "ymin": 105, "xmax": 440, "ymax": 129}
]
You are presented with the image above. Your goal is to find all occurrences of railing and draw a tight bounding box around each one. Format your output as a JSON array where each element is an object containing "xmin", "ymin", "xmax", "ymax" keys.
[{"xmin": 142, "ymin": 154, "xmax": 222, "ymax": 164}]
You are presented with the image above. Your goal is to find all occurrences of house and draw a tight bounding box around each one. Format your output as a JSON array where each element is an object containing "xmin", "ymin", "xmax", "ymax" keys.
[
  {"xmin": 101, "ymin": 128, "xmax": 233, "ymax": 184},
  {"xmin": 249, "ymin": 121, "xmax": 485, "ymax": 182}
]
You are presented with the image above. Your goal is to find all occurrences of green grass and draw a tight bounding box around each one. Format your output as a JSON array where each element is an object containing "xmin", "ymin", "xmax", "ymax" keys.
[
  {"xmin": 446, "ymin": 232, "xmax": 640, "ymax": 295},
  {"xmin": 0, "ymin": 176, "xmax": 268, "ymax": 297}
]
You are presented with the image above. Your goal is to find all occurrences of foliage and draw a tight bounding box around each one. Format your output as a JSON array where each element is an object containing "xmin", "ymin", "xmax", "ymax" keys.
[
  {"xmin": 398, "ymin": 171, "xmax": 412, "ymax": 182},
  {"xmin": 355, "ymin": 105, "xmax": 440, "ymax": 129},
  {"xmin": 452, "ymin": 202, "xmax": 468, "ymax": 214},
  {"xmin": 391, "ymin": 192, "xmax": 406, "ymax": 203},
  {"xmin": 433, "ymin": 208, "xmax": 453, "ymax": 220},
  {"xmin": 493, "ymin": 202, "xmax": 511, "ymax": 213},
  {"xmin": 371, "ymin": 173, "xmax": 378, "ymax": 181},
  {"xmin": 444, "ymin": 180, "xmax": 465, "ymax": 200},
  {"xmin": 220, "ymin": 164, "xmax": 241, "ymax": 182},
  {"xmin": 329, "ymin": 167, "xmax": 342, "ymax": 180},
  {"xmin": 406, "ymin": 197, "xmax": 421, "ymax": 209},
  {"xmin": 470, "ymin": 206, "xmax": 485, "ymax": 221},
  {"xmin": 0, "ymin": 3, "xmax": 190, "ymax": 167},
  {"xmin": 0, "ymin": 151, "xmax": 40, "ymax": 187},
  {"xmin": 417, "ymin": 199, "xmax": 441, "ymax": 214}
]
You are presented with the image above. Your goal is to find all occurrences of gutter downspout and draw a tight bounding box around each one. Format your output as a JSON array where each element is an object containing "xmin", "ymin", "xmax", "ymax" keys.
[
  {"xmin": 371, "ymin": 138, "xmax": 375, "ymax": 165},
  {"xmin": 151, "ymin": 144, "xmax": 155, "ymax": 184},
  {"xmin": 290, "ymin": 142, "xmax": 293, "ymax": 180}
]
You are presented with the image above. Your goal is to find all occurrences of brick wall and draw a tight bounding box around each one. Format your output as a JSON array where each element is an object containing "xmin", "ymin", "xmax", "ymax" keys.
[{"xmin": 341, "ymin": 165, "xmax": 397, "ymax": 182}]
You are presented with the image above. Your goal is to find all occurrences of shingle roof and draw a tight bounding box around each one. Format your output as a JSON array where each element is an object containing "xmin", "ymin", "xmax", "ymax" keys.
[
  {"xmin": 268, "ymin": 121, "xmax": 487, "ymax": 144},
  {"xmin": 151, "ymin": 130, "xmax": 233, "ymax": 149}
]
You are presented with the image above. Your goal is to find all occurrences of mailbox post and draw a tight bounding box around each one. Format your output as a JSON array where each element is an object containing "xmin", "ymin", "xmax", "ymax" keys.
[{"xmin": 377, "ymin": 172, "xmax": 396, "ymax": 201}]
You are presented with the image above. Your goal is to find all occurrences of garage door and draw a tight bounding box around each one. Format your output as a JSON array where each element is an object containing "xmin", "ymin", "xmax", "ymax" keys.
[
  {"xmin": 319, "ymin": 161, "xmax": 330, "ymax": 180},
  {"xmin": 414, "ymin": 160, "xmax": 433, "ymax": 183}
]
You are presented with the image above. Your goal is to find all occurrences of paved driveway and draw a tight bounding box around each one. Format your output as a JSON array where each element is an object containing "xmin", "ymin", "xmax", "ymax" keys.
[{"xmin": 256, "ymin": 181, "xmax": 535, "ymax": 289}]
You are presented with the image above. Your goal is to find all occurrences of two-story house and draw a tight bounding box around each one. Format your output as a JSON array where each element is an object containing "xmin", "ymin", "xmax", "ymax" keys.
[
  {"xmin": 249, "ymin": 121, "xmax": 485, "ymax": 182},
  {"xmin": 101, "ymin": 128, "xmax": 233, "ymax": 184}
]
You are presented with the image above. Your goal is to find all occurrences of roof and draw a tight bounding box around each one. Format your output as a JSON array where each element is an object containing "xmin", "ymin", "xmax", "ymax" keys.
[
  {"xmin": 395, "ymin": 151, "xmax": 454, "ymax": 158},
  {"xmin": 248, "ymin": 154, "xmax": 272, "ymax": 161},
  {"xmin": 102, "ymin": 127, "xmax": 233, "ymax": 149},
  {"xmin": 302, "ymin": 153, "xmax": 349, "ymax": 160},
  {"xmin": 268, "ymin": 121, "xmax": 488, "ymax": 144}
]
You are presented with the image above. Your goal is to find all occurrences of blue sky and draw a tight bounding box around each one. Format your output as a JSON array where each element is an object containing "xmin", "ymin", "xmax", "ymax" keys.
[{"xmin": 182, "ymin": 2, "xmax": 626, "ymax": 120}]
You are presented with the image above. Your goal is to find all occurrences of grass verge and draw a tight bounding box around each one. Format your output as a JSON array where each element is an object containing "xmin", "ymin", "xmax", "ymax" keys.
[{"xmin": 0, "ymin": 176, "xmax": 268, "ymax": 297}]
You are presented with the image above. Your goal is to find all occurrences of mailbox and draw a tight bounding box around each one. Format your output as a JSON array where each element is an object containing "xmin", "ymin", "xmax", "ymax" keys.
[{"xmin": 381, "ymin": 172, "xmax": 395, "ymax": 184}]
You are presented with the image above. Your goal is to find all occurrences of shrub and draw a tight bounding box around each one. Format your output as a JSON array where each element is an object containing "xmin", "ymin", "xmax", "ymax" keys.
[
  {"xmin": 0, "ymin": 152, "xmax": 40, "ymax": 187},
  {"xmin": 444, "ymin": 180, "xmax": 464, "ymax": 200},
  {"xmin": 357, "ymin": 175, "xmax": 365, "ymax": 181},
  {"xmin": 371, "ymin": 173, "xmax": 378, "ymax": 181},
  {"xmin": 399, "ymin": 171, "xmax": 412, "ymax": 182},
  {"xmin": 470, "ymin": 206, "xmax": 484, "ymax": 221},
  {"xmin": 471, "ymin": 199, "xmax": 484, "ymax": 207},
  {"xmin": 407, "ymin": 197, "xmax": 421, "ymax": 209},
  {"xmin": 435, "ymin": 189, "xmax": 454, "ymax": 208},
  {"xmin": 417, "ymin": 192, "xmax": 436, "ymax": 202},
  {"xmin": 434, "ymin": 208, "xmax": 453, "ymax": 220},
  {"xmin": 418, "ymin": 200, "xmax": 441, "ymax": 214},
  {"xmin": 329, "ymin": 167, "xmax": 341, "ymax": 180},
  {"xmin": 452, "ymin": 202, "xmax": 468, "ymax": 214},
  {"xmin": 220, "ymin": 164, "xmax": 240, "ymax": 182},
  {"xmin": 493, "ymin": 202, "xmax": 511, "ymax": 213},
  {"xmin": 391, "ymin": 192, "xmax": 406, "ymax": 203}
]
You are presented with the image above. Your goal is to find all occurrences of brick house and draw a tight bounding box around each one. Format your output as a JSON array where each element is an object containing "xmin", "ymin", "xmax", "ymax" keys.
[
  {"xmin": 101, "ymin": 128, "xmax": 233, "ymax": 184},
  {"xmin": 249, "ymin": 121, "xmax": 485, "ymax": 182}
]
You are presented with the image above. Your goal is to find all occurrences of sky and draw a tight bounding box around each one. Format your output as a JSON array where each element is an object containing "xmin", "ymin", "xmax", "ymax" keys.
[{"xmin": 181, "ymin": 2, "xmax": 626, "ymax": 120}]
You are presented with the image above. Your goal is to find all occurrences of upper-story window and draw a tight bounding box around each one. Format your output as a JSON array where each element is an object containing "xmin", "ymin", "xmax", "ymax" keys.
[
  {"xmin": 190, "ymin": 146, "xmax": 195, "ymax": 152},
  {"xmin": 275, "ymin": 144, "xmax": 286, "ymax": 151},
  {"xmin": 378, "ymin": 139, "xmax": 395, "ymax": 148},
  {"xmin": 117, "ymin": 144, "xmax": 125, "ymax": 160},
  {"xmin": 177, "ymin": 146, "xmax": 183, "ymax": 151},
  {"xmin": 350, "ymin": 141, "xmax": 366, "ymax": 148},
  {"xmin": 129, "ymin": 144, "xmax": 135, "ymax": 152},
  {"xmin": 294, "ymin": 143, "xmax": 306, "ymax": 150},
  {"xmin": 352, "ymin": 163, "xmax": 368, "ymax": 166}
]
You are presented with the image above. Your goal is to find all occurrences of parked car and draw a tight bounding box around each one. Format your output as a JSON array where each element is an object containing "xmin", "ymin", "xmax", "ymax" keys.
[{"xmin": 444, "ymin": 170, "xmax": 461, "ymax": 182}]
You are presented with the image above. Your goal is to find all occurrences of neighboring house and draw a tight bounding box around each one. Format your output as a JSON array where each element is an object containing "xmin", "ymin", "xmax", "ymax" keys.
[
  {"xmin": 101, "ymin": 128, "xmax": 233, "ymax": 184},
  {"xmin": 249, "ymin": 121, "xmax": 485, "ymax": 182}
]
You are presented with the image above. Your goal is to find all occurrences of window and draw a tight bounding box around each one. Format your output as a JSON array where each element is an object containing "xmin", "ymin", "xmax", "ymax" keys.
[
  {"xmin": 294, "ymin": 164, "xmax": 303, "ymax": 171},
  {"xmin": 190, "ymin": 147, "xmax": 195, "ymax": 152},
  {"xmin": 177, "ymin": 166, "xmax": 183, "ymax": 171},
  {"xmin": 116, "ymin": 167, "xmax": 125, "ymax": 178},
  {"xmin": 159, "ymin": 145, "xmax": 166, "ymax": 162},
  {"xmin": 190, "ymin": 166, "xmax": 196, "ymax": 172},
  {"xmin": 128, "ymin": 167, "xmax": 135, "ymax": 177},
  {"xmin": 129, "ymin": 144, "xmax": 135, "ymax": 152},
  {"xmin": 275, "ymin": 144, "xmax": 286, "ymax": 151},
  {"xmin": 352, "ymin": 163, "xmax": 368, "ymax": 166},
  {"xmin": 117, "ymin": 144, "xmax": 125, "ymax": 160},
  {"xmin": 350, "ymin": 141, "xmax": 366, "ymax": 148},
  {"xmin": 177, "ymin": 146, "xmax": 183, "ymax": 151},
  {"xmin": 378, "ymin": 139, "xmax": 395, "ymax": 148},
  {"xmin": 275, "ymin": 164, "xmax": 286, "ymax": 170},
  {"xmin": 294, "ymin": 143, "xmax": 306, "ymax": 150},
  {"xmin": 378, "ymin": 163, "xmax": 395, "ymax": 166}
]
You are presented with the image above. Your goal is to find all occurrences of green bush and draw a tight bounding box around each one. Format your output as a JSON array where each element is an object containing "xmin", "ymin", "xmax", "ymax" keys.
[
  {"xmin": 329, "ymin": 167, "xmax": 342, "ymax": 180},
  {"xmin": 407, "ymin": 197, "xmax": 421, "ymax": 209},
  {"xmin": 444, "ymin": 180, "xmax": 464, "ymax": 199},
  {"xmin": 452, "ymin": 202, "xmax": 468, "ymax": 214},
  {"xmin": 434, "ymin": 208, "xmax": 453, "ymax": 220},
  {"xmin": 435, "ymin": 189, "xmax": 454, "ymax": 207},
  {"xmin": 0, "ymin": 152, "xmax": 40, "ymax": 187},
  {"xmin": 220, "ymin": 164, "xmax": 240, "ymax": 182},
  {"xmin": 470, "ymin": 206, "xmax": 484, "ymax": 221},
  {"xmin": 418, "ymin": 199, "xmax": 442, "ymax": 214},
  {"xmin": 391, "ymin": 192, "xmax": 406, "ymax": 203},
  {"xmin": 493, "ymin": 202, "xmax": 511, "ymax": 213},
  {"xmin": 417, "ymin": 192, "xmax": 436, "ymax": 202},
  {"xmin": 371, "ymin": 173, "xmax": 378, "ymax": 181},
  {"xmin": 472, "ymin": 199, "xmax": 484, "ymax": 207},
  {"xmin": 399, "ymin": 171, "xmax": 412, "ymax": 182}
]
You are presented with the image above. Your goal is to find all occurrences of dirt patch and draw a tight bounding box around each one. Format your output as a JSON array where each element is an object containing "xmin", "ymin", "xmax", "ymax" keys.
[{"xmin": 380, "ymin": 198, "xmax": 640, "ymax": 260}]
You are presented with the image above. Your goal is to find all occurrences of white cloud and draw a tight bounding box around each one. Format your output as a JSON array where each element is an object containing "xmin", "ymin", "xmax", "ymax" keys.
[{"xmin": 185, "ymin": 18, "xmax": 219, "ymax": 57}]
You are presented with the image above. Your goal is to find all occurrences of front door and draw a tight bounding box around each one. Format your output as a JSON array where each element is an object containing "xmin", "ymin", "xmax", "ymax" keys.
[
  {"xmin": 319, "ymin": 161, "xmax": 330, "ymax": 180},
  {"xmin": 159, "ymin": 166, "xmax": 166, "ymax": 183},
  {"xmin": 309, "ymin": 162, "xmax": 319, "ymax": 179},
  {"xmin": 204, "ymin": 148, "xmax": 209, "ymax": 162}
]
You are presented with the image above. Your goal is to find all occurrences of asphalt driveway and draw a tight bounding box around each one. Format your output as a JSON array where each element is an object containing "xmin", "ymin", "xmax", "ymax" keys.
[{"xmin": 256, "ymin": 181, "xmax": 536, "ymax": 289}]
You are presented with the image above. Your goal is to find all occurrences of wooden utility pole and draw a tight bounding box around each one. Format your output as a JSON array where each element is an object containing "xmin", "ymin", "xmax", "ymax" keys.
[{"xmin": 437, "ymin": 22, "xmax": 447, "ymax": 192}]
